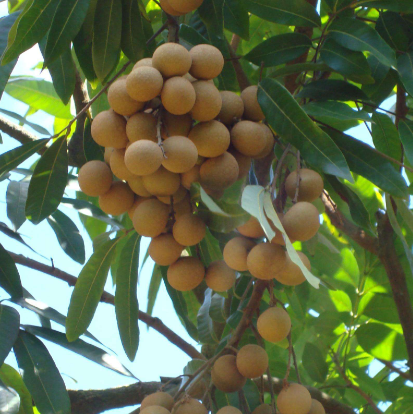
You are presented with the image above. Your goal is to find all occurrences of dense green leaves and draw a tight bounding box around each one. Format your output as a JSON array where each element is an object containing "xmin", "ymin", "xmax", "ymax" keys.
[
  {"xmin": 302, "ymin": 342, "xmax": 328, "ymax": 382},
  {"xmin": 0, "ymin": 243, "xmax": 23, "ymax": 299},
  {"xmin": 0, "ymin": 305, "xmax": 20, "ymax": 366}
]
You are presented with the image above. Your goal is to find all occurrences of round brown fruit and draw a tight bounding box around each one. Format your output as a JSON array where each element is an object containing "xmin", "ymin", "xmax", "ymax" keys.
[
  {"xmin": 128, "ymin": 175, "xmax": 152, "ymax": 197},
  {"xmin": 124, "ymin": 140, "xmax": 163, "ymax": 176},
  {"xmin": 126, "ymin": 66, "xmax": 163, "ymax": 102},
  {"xmin": 218, "ymin": 91, "xmax": 244, "ymax": 125},
  {"xmin": 275, "ymin": 251, "xmax": 310, "ymax": 286},
  {"xmin": 228, "ymin": 148, "xmax": 251, "ymax": 179},
  {"xmin": 142, "ymin": 166, "xmax": 181, "ymax": 196},
  {"xmin": 162, "ymin": 136, "xmax": 198, "ymax": 173},
  {"xmin": 126, "ymin": 113, "xmax": 157, "ymax": 143},
  {"xmin": 236, "ymin": 216, "xmax": 265, "ymax": 239},
  {"xmin": 188, "ymin": 120, "xmax": 230, "ymax": 158},
  {"xmin": 205, "ymin": 260, "xmax": 236, "ymax": 292},
  {"xmin": 277, "ymin": 383, "xmax": 312, "ymax": 414},
  {"xmin": 189, "ymin": 44, "xmax": 224, "ymax": 80},
  {"xmin": 252, "ymin": 404, "xmax": 272, "ymax": 414},
  {"xmin": 283, "ymin": 202, "xmax": 320, "ymax": 241},
  {"xmin": 257, "ymin": 307, "xmax": 291, "ymax": 343},
  {"xmin": 161, "ymin": 112, "xmax": 192, "ymax": 139},
  {"xmin": 174, "ymin": 398, "xmax": 207, "ymax": 414},
  {"xmin": 99, "ymin": 182, "xmax": 134, "ymax": 216},
  {"xmin": 141, "ymin": 392, "xmax": 174, "ymax": 411},
  {"xmin": 152, "ymin": 42, "xmax": 192, "ymax": 78},
  {"xmin": 173, "ymin": 213, "xmax": 206, "ymax": 246},
  {"xmin": 104, "ymin": 147, "xmax": 115, "ymax": 164},
  {"xmin": 110, "ymin": 149, "xmax": 136, "ymax": 181},
  {"xmin": 159, "ymin": 0, "xmax": 185, "ymax": 15},
  {"xmin": 168, "ymin": 0, "xmax": 203, "ymax": 13},
  {"xmin": 133, "ymin": 58, "xmax": 153, "ymax": 70},
  {"xmin": 148, "ymin": 234, "xmax": 184, "ymax": 266},
  {"xmin": 236, "ymin": 344, "xmax": 268, "ymax": 379},
  {"xmin": 167, "ymin": 257, "xmax": 205, "ymax": 291},
  {"xmin": 285, "ymin": 169, "xmax": 324, "ymax": 202},
  {"xmin": 108, "ymin": 77, "xmax": 144, "ymax": 116},
  {"xmin": 157, "ymin": 186, "xmax": 187, "ymax": 204},
  {"xmin": 211, "ymin": 355, "xmax": 246, "ymax": 393},
  {"xmin": 128, "ymin": 196, "xmax": 150, "ymax": 220},
  {"xmin": 199, "ymin": 152, "xmax": 239, "ymax": 190},
  {"xmin": 191, "ymin": 81, "xmax": 222, "ymax": 122},
  {"xmin": 78, "ymin": 160, "xmax": 112, "ymax": 197},
  {"xmin": 91, "ymin": 110, "xmax": 128, "ymax": 149},
  {"xmin": 223, "ymin": 237, "xmax": 256, "ymax": 271},
  {"xmin": 132, "ymin": 199, "xmax": 170, "ymax": 237},
  {"xmin": 241, "ymin": 85, "xmax": 265, "ymax": 121},
  {"xmin": 181, "ymin": 165, "xmax": 200, "ymax": 190},
  {"xmin": 230, "ymin": 120, "xmax": 266, "ymax": 157},
  {"xmin": 161, "ymin": 77, "xmax": 196, "ymax": 115},
  {"xmin": 247, "ymin": 243, "xmax": 287, "ymax": 280},
  {"xmin": 216, "ymin": 407, "xmax": 242, "ymax": 414},
  {"xmin": 141, "ymin": 407, "xmax": 170, "ymax": 414},
  {"xmin": 308, "ymin": 399, "xmax": 325, "ymax": 414},
  {"xmin": 254, "ymin": 124, "xmax": 274, "ymax": 159}
]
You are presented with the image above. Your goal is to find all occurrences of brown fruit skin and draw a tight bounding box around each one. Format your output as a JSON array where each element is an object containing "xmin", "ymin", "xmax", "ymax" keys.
[
  {"xmin": 181, "ymin": 165, "xmax": 200, "ymax": 190},
  {"xmin": 285, "ymin": 169, "xmax": 324, "ymax": 202},
  {"xmin": 191, "ymin": 81, "xmax": 222, "ymax": 122},
  {"xmin": 229, "ymin": 148, "xmax": 251, "ymax": 179},
  {"xmin": 126, "ymin": 113, "xmax": 157, "ymax": 143},
  {"xmin": 211, "ymin": 355, "xmax": 246, "ymax": 393},
  {"xmin": 254, "ymin": 124, "xmax": 274, "ymax": 159},
  {"xmin": 157, "ymin": 186, "xmax": 187, "ymax": 204},
  {"xmin": 189, "ymin": 44, "xmax": 224, "ymax": 80},
  {"xmin": 218, "ymin": 91, "xmax": 244, "ymax": 125},
  {"xmin": 124, "ymin": 140, "xmax": 164, "ymax": 176},
  {"xmin": 128, "ymin": 175, "xmax": 152, "ymax": 197},
  {"xmin": 216, "ymin": 408, "xmax": 242, "ymax": 414},
  {"xmin": 141, "ymin": 407, "xmax": 171, "ymax": 414},
  {"xmin": 277, "ymin": 383, "xmax": 312, "ymax": 414},
  {"xmin": 128, "ymin": 196, "xmax": 151, "ymax": 220},
  {"xmin": 174, "ymin": 398, "xmax": 207, "ymax": 414},
  {"xmin": 161, "ymin": 112, "xmax": 193, "ymax": 139},
  {"xmin": 205, "ymin": 260, "xmax": 236, "ymax": 292},
  {"xmin": 199, "ymin": 152, "xmax": 239, "ymax": 190},
  {"xmin": 308, "ymin": 399, "xmax": 325, "ymax": 414},
  {"xmin": 241, "ymin": 85, "xmax": 265, "ymax": 121},
  {"xmin": 173, "ymin": 213, "xmax": 206, "ymax": 246},
  {"xmin": 141, "ymin": 392, "xmax": 174, "ymax": 411},
  {"xmin": 236, "ymin": 344, "xmax": 269, "ymax": 378},
  {"xmin": 104, "ymin": 147, "xmax": 115, "ymax": 164},
  {"xmin": 153, "ymin": 43, "xmax": 192, "ymax": 78},
  {"xmin": 174, "ymin": 195, "xmax": 193, "ymax": 219},
  {"xmin": 91, "ymin": 110, "xmax": 128, "ymax": 149},
  {"xmin": 142, "ymin": 166, "xmax": 181, "ymax": 196},
  {"xmin": 132, "ymin": 199, "xmax": 169, "ymax": 237},
  {"xmin": 133, "ymin": 58, "xmax": 153, "ymax": 70},
  {"xmin": 159, "ymin": 0, "xmax": 185, "ymax": 15},
  {"xmin": 126, "ymin": 66, "xmax": 164, "ymax": 102},
  {"xmin": 283, "ymin": 202, "xmax": 320, "ymax": 242},
  {"xmin": 99, "ymin": 182, "xmax": 134, "ymax": 216},
  {"xmin": 110, "ymin": 149, "xmax": 136, "ymax": 181},
  {"xmin": 247, "ymin": 243, "xmax": 287, "ymax": 280},
  {"xmin": 188, "ymin": 120, "xmax": 230, "ymax": 158},
  {"xmin": 167, "ymin": 257, "xmax": 205, "ymax": 291},
  {"xmin": 275, "ymin": 251, "xmax": 310, "ymax": 286},
  {"xmin": 161, "ymin": 77, "xmax": 196, "ymax": 115},
  {"xmin": 108, "ymin": 78, "xmax": 144, "ymax": 116},
  {"xmin": 252, "ymin": 404, "xmax": 272, "ymax": 414},
  {"xmin": 257, "ymin": 307, "xmax": 291, "ymax": 343},
  {"xmin": 78, "ymin": 161, "xmax": 112, "ymax": 197},
  {"xmin": 148, "ymin": 234, "xmax": 184, "ymax": 266},
  {"xmin": 162, "ymin": 136, "xmax": 198, "ymax": 173},
  {"xmin": 236, "ymin": 216, "xmax": 265, "ymax": 239},
  {"xmin": 223, "ymin": 237, "xmax": 256, "ymax": 271},
  {"xmin": 169, "ymin": 0, "xmax": 203, "ymax": 13},
  {"xmin": 230, "ymin": 120, "xmax": 266, "ymax": 157}
]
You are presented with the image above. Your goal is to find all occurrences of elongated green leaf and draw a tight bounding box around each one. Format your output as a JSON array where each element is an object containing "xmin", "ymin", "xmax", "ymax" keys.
[
  {"xmin": 0, "ymin": 108, "xmax": 50, "ymax": 135},
  {"xmin": 73, "ymin": 22, "xmax": 97, "ymax": 84},
  {"xmin": 0, "ymin": 223, "xmax": 40, "ymax": 255},
  {"xmin": 0, "ymin": 305, "xmax": 20, "ymax": 366},
  {"xmin": 146, "ymin": 264, "xmax": 162, "ymax": 317},
  {"xmin": 25, "ymin": 136, "xmax": 68, "ymax": 224},
  {"xmin": 258, "ymin": 78, "xmax": 352, "ymax": 181},
  {"xmin": 115, "ymin": 232, "xmax": 140, "ymax": 361},
  {"xmin": 66, "ymin": 237, "xmax": 121, "ymax": 342},
  {"xmin": 197, "ymin": 289, "xmax": 219, "ymax": 344},
  {"xmin": 303, "ymin": 101, "xmax": 371, "ymax": 122},
  {"xmin": 0, "ymin": 243, "xmax": 23, "ymax": 299},
  {"xmin": 397, "ymin": 50, "xmax": 413, "ymax": 97},
  {"xmin": 6, "ymin": 180, "xmax": 29, "ymax": 231},
  {"xmin": 399, "ymin": 120, "xmax": 413, "ymax": 166},
  {"xmin": 13, "ymin": 330, "xmax": 71, "ymax": 414},
  {"xmin": 302, "ymin": 342, "xmax": 328, "ymax": 382},
  {"xmin": 178, "ymin": 24, "xmax": 210, "ymax": 48},
  {"xmin": 376, "ymin": 11, "xmax": 409, "ymax": 52},
  {"xmin": 0, "ymin": 380, "xmax": 20, "ymax": 414},
  {"xmin": 328, "ymin": 17, "xmax": 397, "ymax": 68},
  {"xmin": 357, "ymin": 0, "xmax": 413, "ymax": 12},
  {"xmin": 92, "ymin": 0, "xmax": 122, "ymax": 80},
  {"xmin": 209, "ymin": 292, "xmax": 226, "ymax": 323},
  {"xmin": 223, "ymin": 0, "xmax": 249, "ymax": 40}
]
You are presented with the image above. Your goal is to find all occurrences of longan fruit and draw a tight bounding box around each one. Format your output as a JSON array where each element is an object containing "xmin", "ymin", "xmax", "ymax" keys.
[
  {"xmin": 283, "ymin": 202, "xmax": 320, "ymax": 241},
  {"xmin": 159, "ymin": 0, "xmax": 185, "ymax": 15},
  {"xmin": 285, "ymin": 169, "xmax": 324, "ymax": 202},
  {"xmin": 247, "ymin": 243, "xmax": 287, "ymax": 280},
  {"xmin": 205, "ymin": 260, "xmax": 236, "ymax": 292},
  {"xmin": 275, "ymin": 251, "xmax": 310, "ymax": 286},
  {"xmin": 223, "ymin": 236, "xmax": 256, "ymax": 271},
  {"xmin": 132, "ymin": 199, "xmax": 169, "ymax": 237},
  {"xmin": 218, "ymin": 91, "xmax": 244, "ymax": 125},
  {"xmin": 189, "ymin": 44, "xmax": 224, "ymax": 80},
  {"xmin": 181, "ymin": 165, "xmax": 200, "ymax": 190},
  {"xmin": 173, "ymin": 213, "xmax": 206, "ymax": 246},
  {"xmin": 241, "ymin": 85, "xmax": 265, "ymax": 121},
  {"xmin": 141, "ymin": 407, "xmax": 170, "ymax": 414},
  {"xmin": 308, "ymin": 399, "xmax": 325, "ymax": 414},
  {"xmin": 149, "ymin": 234, "xmax": 184, "ymax": 266},
  {"xmin": 236, "ymin": 216, "xmax": 265, "ymax": 239},
  {"xmin": 252, "ymin": 404, "xmax": 272, "ymax": 414},
  {"xmin": 211, "ymin": 355, "xmax": 246, "ymax": 393},
  {"xmin": 161, "ymin": 112, "xmax": 192, "ymax": 139},
  {"xmin": 199, "ymin": 152, "xmax": 239, "ymax": 190},
  {"xmin": 230, "ymin": 120, "xmax": 266, "ymax": 157},
  {"xmin": 126, "ymin": 113, "xmax": 157, "ymax": 143},
  {"xmin": 161, "ymin": 77, "xmax": 196, "ymax": 115},
  {"xmin": 168, "ymin": 0, "xmax": 203, "ymax": 13},
  {"xmin": 157, "ymin": 186, "xmax": 188, "ymax": 204},
  {"xmin": 126, "ymin": 66, "xmax": 163, "ymax": 102},
  {"xmin": 128, "ymin": 196, "xmax": 151, "ymax": 220},
  {"xmin": 167, "ymin": 257, "xmax": 205, "ymax": 291},
  {"xmin": 141, "ymin": 392, "xmax": 174, "ymax": 411},
  {"xmin": 174, "ymin": 398, "xmax": 207, "ymax": 414},
  {"xmin": 91, "ymin": 110, "xmax": 128, "ymax": 148},
  {"xmin": 229, "ymin": 148, "xmax": 251, "ymax": 179},
  {"xmin": 125, "ymin": 140, "xmax": 164, "ymax": 176},
  {"xmin": 236, "ymin": 344, "xmax": 268, "ymax": 378},
  {"xmin": 216, "ymin": 408, "xmax": 242, "ymax": 414},
  {"xmin": 108, "ymin": 78, "xmax": 144, "ymax": 116},
  {"xmin": 142, "ymin": 166, "xmax": 181, "ymax": 196},
  {"xmin": 188, "ymin": 120, "xmax": 230, "ymax": 157},
  {"xmin": 162, "ymin": 136, "xmax": 198, "ymax": 173},
  {"xmin": 191, "ymin": 81, "xmax": 222, "ymax": 122},
  {"xmin": 152, "ymin": 43, "xmax": 192, "ymax": 78},
  {"xmin": 99, "ymin": 181, "xmax": 134, "ymax": 216},
  {"xmin": 254, "ymin": 124, "xmax": 274, "ymax": 159},
  {"xmin": 110, "ymin": 149, "xmax": 136, "ymax": 181},
  {"xmin": 133, "ymin": 58, "xmax": 153, "ymax": 70},
  {"xmin": 78, "ymin": 160, "xmax": 112, "ymax": 197},
  {"xmin": 104, "ymin": 147, "xmax": 115, "ymax": 164},
  {"xmin": 128, "ymin": 175, "xmax": 152, "ymax": 197},
  {"xmin": 277, "ymin": 383, "xmax": 312, "ymax": 414},
  {"xmin": 257, "ymin": 307, "xmax": 291, "ymax": 343}
]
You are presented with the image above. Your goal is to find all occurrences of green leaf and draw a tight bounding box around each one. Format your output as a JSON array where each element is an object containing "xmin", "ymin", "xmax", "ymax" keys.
[
  {"xmin": 0, "ymin": 379, "xmax": 20, "ymax": 414},
  {"xmin": 83, "ymin": 118, "xmax": 104, "ymax": 162},
  {"xmin": 73, "ymin": 22, "xmax": 97, "ymax": 84},
  {"xmin": 198, "ymin": 228, "xmax": 223, "ymax": 266},
  {"xmin": 361, "ymin": 293, "xmax": 399, "ymax": 324},
  {"xmin": 376, "ymin": 11, "xmax": 409, "ymax": 52},
  {"xmin": 302, "ymin": 101, "xmax": 371, "ymax": 122},
  {"xmin": 92, "ymin": 0, "xmax": 122, "ymax": 80},
  {"xmin": 258, "ymin": 78, "xmax": 352, "ymax": 181},
  {"xmin": 0, "ymin": 305, "xmax": 20, "ymax": 366},
  {"xmin": 209, "ymin": 292, "xmax": 226, "ymax": 323},
  {"xmin": 244, "ymin": 33, "xmax": 311, "ymax": 68},
  {"xmin": 6, "ymin": 180, "xmax": 29, "ymax": 231},
  {"xmin": 302, "ymin": 342, "xmax": 328, "ymax": 382},
  {"xmin": 394, "ymin": 198, "xmax": 413, "ymax": 234},
  {"xmin": 47, "ymin": 209, "xmax": 85, "ymax": 264},
  {"xmin": 223, "ymin": 0, "xmax": 249, "ymax": 40},
  {"xmin": 397, "ymin": 50, "xmax": 413, "ymax": 97},
  {"xmin": 357, "ymin": 0, "xmax": 413, "ymax": 12},
  {"xmin": 197, "ymin": 289, "xmax": 219, "ymax": 344},
  {"xmin": 198, "ymin": 0, "xmax": 224, "ymax": 37},
  {"xmin": 13, "ymin": 330, "xmax": 71, "ymax": 414},
  {"xmin": 43, "ymin": 0, "xmax": 90, "ymax": 66},
  {"xmin": 115, "ymin": 232, "xmax": 140, "ymax": 361},
  {"xmin": 66, "ymin": 237, "xmax": 121, "ymax": 341},
  {"xmin": 179, "ymin": 24, "xmax": 210, "ymax": 48},
  {"xmin": 399, "ymin": 120, "xmax": 413, "ymax": 166},
  {"xmin": 328, "ymin": 17, "xmax": 397, "ymax": 68},
  {"xmin": 25, "ymin": 136, "xmax": 68, "ymax": 224},
  {"xmin": 0, "ymin": 108, "xmax": 50, "ymax": 135},
  {"xmin": 270, "ymin": 62, "xmax": 330, "ymax": 79},
  {"xmin": 245, "ymin": 0, "xmax": 321, "ymax": 27},
  {"xmin": 0, "ymin": 243, "xmax": 23, "ymax": 299},
  {"xmin": 146, "ymin": 264, "xmax": 162, "ymax": 316}
]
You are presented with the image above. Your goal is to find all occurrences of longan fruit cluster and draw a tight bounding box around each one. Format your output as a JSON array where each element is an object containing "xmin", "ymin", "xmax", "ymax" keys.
[{"xmin": 140, "ymin": 391, "xmax": 208, "ymax": 414}]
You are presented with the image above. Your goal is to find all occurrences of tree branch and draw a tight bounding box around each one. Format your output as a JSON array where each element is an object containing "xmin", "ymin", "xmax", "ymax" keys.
[
  {"xmin": 0, "ymin": 114, "xmax": 42, "ymax": 146},
  {"xmin": 378, "ymin": 359, "xmax": 410, "ymax": 380},
  {"xmin": 227, "ymin": 35, "xmax": 250, "ymax": 91}
]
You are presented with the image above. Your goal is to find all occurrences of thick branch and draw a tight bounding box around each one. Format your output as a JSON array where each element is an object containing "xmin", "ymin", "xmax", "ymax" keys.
[
  {"xmin": 0, "ymin": 115, "xmax": 41, "ymax": 145},
  {"xmin": 228, "ymin": 35, "xmax": 250, "ymax": 91},
  {"xmin": 378, "ymin": 359, "xmax": 410, "ymax": 380}
]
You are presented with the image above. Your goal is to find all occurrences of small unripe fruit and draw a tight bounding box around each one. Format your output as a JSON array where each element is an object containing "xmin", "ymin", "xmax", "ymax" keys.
[
  {"xmin": 128, "ymin": 175, "xmax": 152, "ymax": 197},
  {"xmin": 241, "ymin": 85, "xmax": 265, "ymax": 121},
  {"xmin": 205, "ymin": 260, "xmax": 236, "ymax": 292},
  {"xmin": 283, "ymin": 202, "xmax": 320, "ymax": 241},
  {"xmin": 152, "ymin": 43, "xmax": 192, "ymax": 78},
  {"xmin": 211, "ymin": 355, "xmax": 246, "ymax": 393},
  {"xmin": 308, "ymin": 399, "xmax": 325, "ymax": 414},
  {"xmin": 188, "ymin": 120, "xmax": 230, "ymax": 157},
  {"xmin": 275, "ymin": 251, "xmax": 310, "ymax": 286},
  {"xmin": 133, "ymin": 58, "xmax": 153, "ymax": 70},
  {"xmin": 257, "ymin": 307, "xmax": 291, "ymax": 343},
  {"xmin": 149, "ymin": 234, "xmax": 184, "ymax": 266},
  {"xmin": 157, "ymin": 186, "xmax": 188, "ymax": 204},
  {"xmin": 223, "ymin": 237, "xmax": 256, "ymax": 271},
  {"xmin": 168, "ymin": 0, "xmax": 203, "ymax": 13},
  {"xmin": 167, "ymin": 257, "xmax": 205, "ymax": 291},
  {"xmin": 173, "ymin": 213, "xmax": 206, "ymax": 246},
  {"xmin": 142, "ymin": 166, "xmax": 181, "ymax": 196},
  {"xmin": 161, "ymin": 112, "xmax": 192, "ymax": 139},
  {"xmin": 252, "ymin": 404, "xmax": 272, "ymax": 414},
  {"xmin": 141, "ymin": 392, "xmax": 174, "ymax": 411},
  {"xmin": 108, "ymin": 77, "xmax": 144, "ymax": 116},
  {"xmin": 277, "ymin": 383, "xmax": 312, "ymax": 414},
  {"xmin": 189, "ymin": 44, "xmax": 224, "ymax": 80},
  {"xmin": 126, "ymin": 67, "xmax": 163, "ymax": 102},
  {"xmin": 236, "ymin": 344, "xmax": 268, "ymax": 378},
  {"xmin": 126, "ymin": 113, "xmax": 157, "ymax": 143},
  {"xmin": 247, "ymin": 243, "xmax": 287, "ymax": 280},
  {"xmin": 141, "ymin": 407, "xmax": 170, "ymax": 414},
  {"xmin": 191, "ymin": 81, "xmax": 222, "ymax": 122},
  {"xmin": 104, "ymin": 147, "xmax": 115, "ymax": 164},
  {"xmin": 229, "ymin": 148, "xmax": 251, "ymax": 179},
  {"xmin": 110, "ymin": 149, "xmax": 136, "ymax": 181},
  {"xmin": 161, "ymin": 77, "xmax": 196, "ymax": 115},
  {"xmin": 285, "ymin": 169, "xmax": 324, "ymax": 202},
  {"xmin": 174, "ymin": 398, "xmax": 207, "ymax": 414},
  {"xmin": 159, "ymin": 0, "xmax": 185, "ymax": 15},
  {"xmin": 254, "ymin": 124, "xmax": 274, "ymax": 159},
  {"xmin": 230, "ymin": 120, "xmax": 266, "ymax": 157},
  {"xmin": 216, "ymin": 408, "xmax": 242, "ymax": 414},
  {"xmin": 181, "ymin": 165, "xmax": 200, "ymax": 190},
  {"xmin": 99, "ymin": 182, "xmax": 134, "ymax": 216},
  {"xmin": 162, "ymin": 136, "xmax": 198, "ymax": 173},
  {"xmin": 236, "ymin": 216, "xmax": 265, "ymax": 239},
  {"xmin": 132, "ymin": 199, "xmax": 169, "ymax": 237},
  {"xmin": 199, "ymin": 152, "xmax": 239, "ymax": 190},
  {"xmin": 78, "ymin": 160, "xmax": 112, "ymax": 197},
  {"xmin": 125, "ymin": 140, "xmax": 164, "ymax": 176},
  {"xmin": 218, "ymin": 91, "xmax": 244, "ymax": 125},
  {"xmin": 91, "ymin": 110, "xmax": 128, "ymax": 148}
]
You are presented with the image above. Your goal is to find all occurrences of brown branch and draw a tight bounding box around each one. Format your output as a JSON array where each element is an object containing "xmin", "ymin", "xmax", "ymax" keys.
[
  {"xmin": 227, "ymin": 36, "xmax": 250, "ymax": 91},
  {"xmin": 8, "ymin": 251, "xmax": 205, "ymax": 361},
  {"xmin": 377, "ymin": 359, "xmax": 410, "ymax": 380},
  {"xmin": 0, "ymin": 115, "xmax": 41, "ymax": 146}
]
